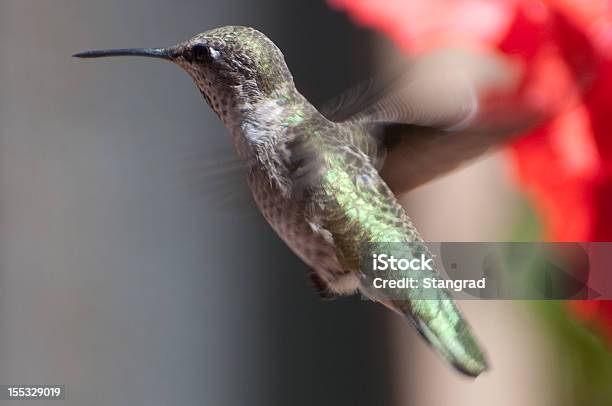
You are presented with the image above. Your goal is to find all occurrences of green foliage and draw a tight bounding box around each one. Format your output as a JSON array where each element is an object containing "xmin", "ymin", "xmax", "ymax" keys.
[
  {"xmin": 534, "ymin": 301, "xmax": 612, "ymax": 406},
  {"xmin": 513, "ymin": 196, "xmax": 612, "ymax": 405}
]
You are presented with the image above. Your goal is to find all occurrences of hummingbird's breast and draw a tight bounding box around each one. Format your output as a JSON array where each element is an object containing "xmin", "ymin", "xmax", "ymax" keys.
[
  {"xmin": 247, "ymin": 163, "xmax": 359, "ymax": 295},
  {"xmin": 238, "ymin": 116, "xmax": 376, "ymax": 296},
  {"xmin": 228, "ymin": 100, "xmax": 383, "ymax": 296}
]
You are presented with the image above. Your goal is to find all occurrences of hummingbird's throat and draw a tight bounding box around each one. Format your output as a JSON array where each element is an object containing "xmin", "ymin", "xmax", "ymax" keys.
[{"xmin": 194, "ymin": 77, "xmax": 303, "ymax": 130}]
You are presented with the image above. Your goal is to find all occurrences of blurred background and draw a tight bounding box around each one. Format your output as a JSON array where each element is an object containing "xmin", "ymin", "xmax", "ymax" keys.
[{"xmin": 1, "ymin": 0, "xmax": 612, "ymax": 405}]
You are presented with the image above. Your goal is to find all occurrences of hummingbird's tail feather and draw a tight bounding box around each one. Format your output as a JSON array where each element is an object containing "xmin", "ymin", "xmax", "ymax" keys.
[{"xmin": 401, "ymin": 299, "xmax": 489, "ymax": 377}]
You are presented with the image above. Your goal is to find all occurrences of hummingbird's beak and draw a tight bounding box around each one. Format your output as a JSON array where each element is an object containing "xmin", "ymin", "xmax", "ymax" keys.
[{"xmin": 72, "ymin": 48, "xmax": 172, "ymax": 60}]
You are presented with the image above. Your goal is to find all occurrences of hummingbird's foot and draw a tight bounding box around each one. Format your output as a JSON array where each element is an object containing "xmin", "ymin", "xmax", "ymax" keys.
[{"xmin": 307, "ymin": 271, "xmax": 337, "ymax": 301}]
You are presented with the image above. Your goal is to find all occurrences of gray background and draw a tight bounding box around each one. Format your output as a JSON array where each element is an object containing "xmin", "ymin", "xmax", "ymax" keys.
[{"xmin": 0, "ymin": 1, "xmax": 395, "ymax": 405}]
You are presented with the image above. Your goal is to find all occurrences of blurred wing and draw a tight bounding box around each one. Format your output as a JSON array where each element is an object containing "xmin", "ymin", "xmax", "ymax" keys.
[
  {"xmin": 320, "ymin": 47, "xmax": 545, "ymax": 194},
  {"xmin": 180, "ymin": 150, "xmax": 259, "ymax": 218},
  {"xmin": 377, "ymin": 119, "xmax": 535, "ymax": 193}
]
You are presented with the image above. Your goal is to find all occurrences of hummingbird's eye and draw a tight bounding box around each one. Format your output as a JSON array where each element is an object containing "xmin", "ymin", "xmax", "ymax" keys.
[{"xmin": 191, "ymin": 44, "xmax": 213, "ymax": 63}]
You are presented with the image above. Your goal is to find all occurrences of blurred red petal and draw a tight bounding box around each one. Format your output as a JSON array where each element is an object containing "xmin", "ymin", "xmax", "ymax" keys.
[{"xmin": 328, "ymin": 0, "xmax": 517, "ymax": 51}]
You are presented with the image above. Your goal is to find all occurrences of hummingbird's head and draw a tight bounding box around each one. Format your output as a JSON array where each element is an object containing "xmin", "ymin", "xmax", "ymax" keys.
[
  {"xmin": 172, "ymin": 26, "xmax": 296, "ymax": 121},
  {"xmin": 74, "ymin": 26, "xmax": 296, "ymax": 122}
]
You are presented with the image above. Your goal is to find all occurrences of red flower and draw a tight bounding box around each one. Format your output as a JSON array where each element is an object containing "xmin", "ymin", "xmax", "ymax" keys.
[{"xmin": 330, "ymin": 0, "xmax": 612, "ymax": 342}]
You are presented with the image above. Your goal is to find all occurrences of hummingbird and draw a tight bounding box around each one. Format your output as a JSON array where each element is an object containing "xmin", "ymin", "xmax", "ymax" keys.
[{"xmin": 73, "ymin": 25, "xmax": 541, "ymax": 377}]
